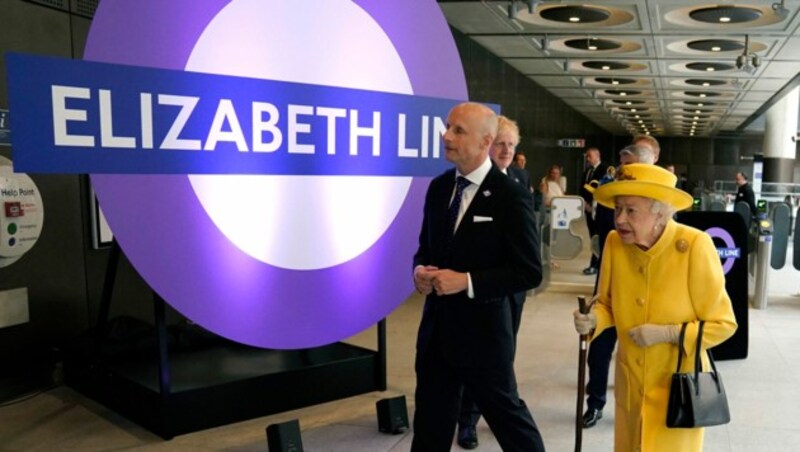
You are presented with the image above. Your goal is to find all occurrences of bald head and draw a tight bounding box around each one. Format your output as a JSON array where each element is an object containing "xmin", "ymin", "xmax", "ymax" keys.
[{"xmin": 443, "ymin": 102, "xmax": 498, "ymax": 174}]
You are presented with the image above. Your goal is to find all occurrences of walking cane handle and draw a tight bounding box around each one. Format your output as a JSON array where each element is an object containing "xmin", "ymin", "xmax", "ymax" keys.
[{"xmin": 578, "ymin": 296, "xmax": 588, "ymax": 315}]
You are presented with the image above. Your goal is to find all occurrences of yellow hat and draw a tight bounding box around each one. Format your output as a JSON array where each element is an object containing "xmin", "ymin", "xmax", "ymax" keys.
[{"xmin": 593, "ymin": 163, "xmax": 693, "ymax": 210}]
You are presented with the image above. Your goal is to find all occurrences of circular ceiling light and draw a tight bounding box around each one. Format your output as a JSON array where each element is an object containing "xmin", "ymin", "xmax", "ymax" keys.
[
  {"xmin": 541, "ymin": 6, "xmax": 611, "ymax": 23},
  {"xmin": 606, "ymin": 89, "xmax": 641, "ymax": 96},
  {"xmin": 685, "ymin": 101, "xmax": 715, "ymax": 107},
  {"xmin": 689, "ymin": 6, "xmax": 762, "ymax": 24},
  {"xmin": 565, "ymin": 38, "xmax": 621, "ymax": 51},
  {"xmin": 596, "ymin": 77, "xmax": 636, "ymax": 85},
  {"xmin": 611, "ymin": 99, "xmax": 644, "ymax": 105},
  {"xmin": 686, "ymin": 62, "xmax": 734, "ymax": 72},
  {"xmin": 687, "ymin": 39, "xmax": 744, "ymax": 53},
  {"xmin": 583, "ymin": 61, "xmax": 629, "ymax": 70},
  {"xmin": 620, "ymin": 107, "xmax": 648, "ymax": 112},
  {"xmin": 685, "ymin": 79, "xmax": 726, "ymax": 86}
]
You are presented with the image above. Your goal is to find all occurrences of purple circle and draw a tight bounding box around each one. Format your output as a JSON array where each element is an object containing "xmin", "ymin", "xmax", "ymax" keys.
[
  {"xmin": 706, "ymin": 227, "xmax": 736, "ymax": 275},
  {"xmin": 84, "ymin": 0, "xmax": 467, "ymax": 348}
]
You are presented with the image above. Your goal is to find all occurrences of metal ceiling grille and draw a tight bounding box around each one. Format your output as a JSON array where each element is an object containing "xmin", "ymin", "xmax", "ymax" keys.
[
  {"xmin": 27, "ymin": 0, "xmax": 68, "ymax": 11},
  {"xmin": 72, "ymin": 0, "xmax": 98, "ymax": 18}
]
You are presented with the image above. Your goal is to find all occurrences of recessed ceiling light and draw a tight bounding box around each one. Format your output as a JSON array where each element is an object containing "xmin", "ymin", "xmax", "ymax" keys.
[
  {"xmin": 693, "ymin": 116, "xmax": 699, "ymax": 120},
  {"xmin": 719, "ymin": 16, "xmax": 731, "ymax": 23},
  {"xmin": 602, "ymin": 65, "xmax": 611, "ymax": 70},
  {"xmin": 631, "ymin": 108, "xmax": 637, "ymax": 112},
  {"xmin": 695, "ymin": 110, "xmax": 702, "ymax": 113},
  {"xmin": 698, "ymin": 103, "xmax": 704, "ymax": 107},
  {"xmin": 706, "ymin": 66, "xmax": 715, "ymax": 72},
  {"xmin": 612, "ymin": 80, "xmax": 619, "ymax": 85},
  {"xmin": 625, "ymin": 101, "xmax": 632, "ymax": 105},
  {"xmin": 635, "ymin": 115, "xmax": 640, "ymax": 118},
  {"xmin": 620, "ymin": 92, "xmax": 627, "ymax": 96},
  {"xmin": 569, "ymin": 16, "xmax": 581, "ymax": 22},
  {"xmin": 588, "ymin": 45, "xmax": 598, "ymax": 51},
  {"xmin": 702, "ymin": 82, "xmax": 710, "ymax": 87},
  {"xmin": 692, "ymin": 121, "xmax": 698, "ymax": 125},
  {"xmin": 711, "ymin": 46, "xmax": 722, "ymax": 52}
]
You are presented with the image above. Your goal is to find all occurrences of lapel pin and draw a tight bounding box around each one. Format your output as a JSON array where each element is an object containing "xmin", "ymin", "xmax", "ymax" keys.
[{"xmin": 483, "ymin": 190, "xmax": 491, "ymax": 197}]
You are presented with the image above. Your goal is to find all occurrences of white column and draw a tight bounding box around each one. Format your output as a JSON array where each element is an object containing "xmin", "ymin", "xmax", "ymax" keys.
[{"xmin": 761, "ymin": 86, "xmax": 798, "ymax": 183}]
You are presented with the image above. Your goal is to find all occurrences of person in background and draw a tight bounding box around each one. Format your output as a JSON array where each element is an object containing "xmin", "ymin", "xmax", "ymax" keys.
[
  {"xmin": 580, "ymin": 147, "xmax": 609, "ymax": 276},
  {"xmin": 632, "ymin": 134, "xmax": 660, "ymax": 162},
  {"xmin": 455, "ymin": 115, "xmax": 532, "ymax": 450},
  {"xmin": 539, "ymin": 164, "xmax": 565, "ymax": 207},
  {"xmin": 513, "ymin": 152, "xmax": 527, "ymax": 170},
  {"xmin": 581, "ymin": 141, "xmax": 657, "ymax": 429},
  {"xmin": 411, "ymin": 102, "xmax": 545, "ymax": 452},
  {"xmin": 735, "ymin": 171, "xmax": 757, "ymax": 216},
  {"xmin": 573, "ymin": 163, "xmax": 736, "ymax": 451}
]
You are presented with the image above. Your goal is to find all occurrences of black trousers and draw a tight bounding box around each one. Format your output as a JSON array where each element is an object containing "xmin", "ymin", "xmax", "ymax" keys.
[
  {"xmin": 412, "ymin": 330, "xmax": 544, "ymax": 452},
  {"xmin": 585, "ymin": 327, "xmax": 617, "ymax": 411},
  {"xmin": 585, "ymin": 214, "xmax": 599, "ymax": 269},
  {"xmin": 458, "ymin": 296, "xmax": 525, "ymax": 428}
]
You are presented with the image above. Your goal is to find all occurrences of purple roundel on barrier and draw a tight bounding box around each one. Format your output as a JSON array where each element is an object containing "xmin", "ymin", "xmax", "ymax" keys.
[{"xmin": 83, "ymin": 0, "xmax": 467, "ymax": 348}]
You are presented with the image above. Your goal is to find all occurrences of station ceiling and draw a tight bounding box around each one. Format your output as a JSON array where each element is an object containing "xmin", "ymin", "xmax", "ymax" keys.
[{"xmin": 438, "ymin": 0, "xmax": 800, "ymax": 138}]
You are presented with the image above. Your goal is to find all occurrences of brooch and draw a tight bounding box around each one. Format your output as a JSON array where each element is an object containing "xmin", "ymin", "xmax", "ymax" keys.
[{"xmin": 675, "ymin": 239, "xmax": 689, "ymax": 253}]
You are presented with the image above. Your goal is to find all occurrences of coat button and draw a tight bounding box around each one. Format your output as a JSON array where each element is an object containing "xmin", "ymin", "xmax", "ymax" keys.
[
  {"xmin": 638, "ymin": 266, "xmax": 645, "ymax": 274},
  {"xmin": 636, "ymin": 357, "xmax": 643, "ymax": 366},
  {"xmin": 636, "ymin": 298, "xmax": 645, "ymax": 306}
]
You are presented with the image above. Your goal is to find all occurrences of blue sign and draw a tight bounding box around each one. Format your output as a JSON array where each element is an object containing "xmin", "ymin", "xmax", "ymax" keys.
[{"xmin": 6, "ymin": 53, "xmax": 489, "ymax": 176}]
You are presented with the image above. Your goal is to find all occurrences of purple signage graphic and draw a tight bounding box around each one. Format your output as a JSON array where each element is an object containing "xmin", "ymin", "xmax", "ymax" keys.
[
  {"xmin": 82, "ymin": 0, "xmax": 467, "ymax": 348},
  {"xmin": 706, "ymin": 227, "xmax": 740, "ymax": 275}
]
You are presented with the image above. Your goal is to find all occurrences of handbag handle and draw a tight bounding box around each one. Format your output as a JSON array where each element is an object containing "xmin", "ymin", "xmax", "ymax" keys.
[
  {"xmin": 674, "ymin": 321, "xmax": 712, "ymax": 375},
  {"xmin": 675, "ymin": 321, "xmax": 722, "ymax": 396}
]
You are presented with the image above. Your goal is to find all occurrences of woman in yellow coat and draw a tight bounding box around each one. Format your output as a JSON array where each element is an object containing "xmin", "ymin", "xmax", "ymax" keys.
[{"xmin": 573, "ymin": 164, "xmax": 737, "ymax": 452}]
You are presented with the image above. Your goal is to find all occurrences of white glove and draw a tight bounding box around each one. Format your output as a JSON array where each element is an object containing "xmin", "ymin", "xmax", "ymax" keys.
[
  {"xmin": 573, "ymin": 309, "xmax": 596, "ymax": 335},
  {"xmin": 628, "ymin": 324, "xmax": 680, "ymax": 348}
]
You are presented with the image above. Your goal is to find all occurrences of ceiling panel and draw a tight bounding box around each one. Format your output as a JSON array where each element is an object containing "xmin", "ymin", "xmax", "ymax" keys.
[{"xmin": 438, "ymin": 0, "xmax": 800, "ymax": 137}]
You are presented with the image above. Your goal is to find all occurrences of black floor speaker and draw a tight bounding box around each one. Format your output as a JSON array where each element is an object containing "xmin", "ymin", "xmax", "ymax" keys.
[
  {"xmin": 376, "ymin": 395, "xmax": 409, "ymax": 434},
  {"xmin": 266, "ymin": 419, "xmax": 303, "ymax": 452}
]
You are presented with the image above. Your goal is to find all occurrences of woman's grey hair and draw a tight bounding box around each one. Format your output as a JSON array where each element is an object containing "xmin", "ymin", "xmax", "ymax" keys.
[
  {"xmin": 651, "ymin": 200, "xmax": 677, "ymax": 223},
  {"xmin": 619, "ymin": 144, "xmax": 656, "ymax": 164}
]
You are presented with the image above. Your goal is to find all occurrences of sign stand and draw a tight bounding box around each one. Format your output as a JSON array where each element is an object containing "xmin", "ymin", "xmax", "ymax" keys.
[{"xmin": 64, "ymin": 240, "xmax": 388, "ymax": 439}]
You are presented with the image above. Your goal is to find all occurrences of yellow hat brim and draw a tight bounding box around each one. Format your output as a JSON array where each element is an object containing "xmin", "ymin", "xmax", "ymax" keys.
[{"xmin": 594, "ymin": 180, "xmax": 693, "ymax": 211}]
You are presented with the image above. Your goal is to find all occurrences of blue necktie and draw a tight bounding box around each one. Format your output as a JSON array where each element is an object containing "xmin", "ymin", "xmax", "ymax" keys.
[{"xmin": 447, "ymin": 176, "xmax": 472, "ymax": 241}]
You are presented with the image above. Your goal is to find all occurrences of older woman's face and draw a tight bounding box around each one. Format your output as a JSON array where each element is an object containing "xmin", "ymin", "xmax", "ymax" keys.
[{"xmin": 614, "ymin": 196, "xmax": 663, "ymax": 249}]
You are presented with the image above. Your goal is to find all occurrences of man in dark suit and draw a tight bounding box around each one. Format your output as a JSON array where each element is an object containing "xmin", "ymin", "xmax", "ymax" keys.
[
  {"xmin": 579, "ymin": 147, "xmax": 609, "ymax": 276},
  {"xmin": 454, "ymin": 115, "xmax": 533, "ymax": 449},
  {"xmin": 735, "ymin": 171, "xmax": 757, "ymax": 216},
  {"xmin": 412, "ymin": 103, "xmax": 545, "ymax": 451}
]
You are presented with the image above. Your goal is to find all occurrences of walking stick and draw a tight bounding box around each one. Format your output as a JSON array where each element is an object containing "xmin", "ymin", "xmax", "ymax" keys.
[{"xmin": 575, "ymin": 295, "xmax": 590, "ymax": 452}]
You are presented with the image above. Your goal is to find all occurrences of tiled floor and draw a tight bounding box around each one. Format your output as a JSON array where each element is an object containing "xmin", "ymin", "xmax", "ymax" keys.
[{"xmin": 1, "ymin": 237, "xmax": 799, "ymax": 451}]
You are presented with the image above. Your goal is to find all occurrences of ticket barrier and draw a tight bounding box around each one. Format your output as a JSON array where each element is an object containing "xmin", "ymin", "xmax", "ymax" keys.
[
  {"xmin": 539, "ymin": 196, "xmax": 584, "ymax": 292},
  {"xmin": 752, "ymin": 218, "xmax": 773, "ymax": 310}
]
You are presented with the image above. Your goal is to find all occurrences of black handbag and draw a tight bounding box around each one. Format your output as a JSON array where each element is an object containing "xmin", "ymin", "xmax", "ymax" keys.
[{"xmin": 666, "ymin": 321, "xmax": 731, "ymax": 428}]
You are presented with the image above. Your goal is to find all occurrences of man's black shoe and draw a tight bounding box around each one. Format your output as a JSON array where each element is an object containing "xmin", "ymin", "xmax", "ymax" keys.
[
  {"xmin": 582, "ymin": 267, "xmax": 597, "ymax": 275},
  {"xmin": 582, "ymin": 408, "xmax": 603, "ymax": 428},
  {"xmin": 457, "ymin": 424, "xmax": 478, "ymax": 450}
]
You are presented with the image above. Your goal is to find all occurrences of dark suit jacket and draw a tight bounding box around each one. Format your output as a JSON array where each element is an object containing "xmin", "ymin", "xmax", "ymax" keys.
[
  {"xmin": 580, "ymin": 162, "xmax": 610, "ymax": 205},
  {"xmin": 736, "ymin": 182, "xmax": 756, "ymax": 215},
  {"xmin": 413, "ymin": 164, "xmax": 542, "ymax": 368},
  {"xmin": 508, "ymin": 166, "xmax": 531, "ymax": 193}
]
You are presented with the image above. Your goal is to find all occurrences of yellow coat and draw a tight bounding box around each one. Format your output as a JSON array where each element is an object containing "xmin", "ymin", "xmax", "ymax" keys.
[{"xmin": 593, "ymin": 219, "xmax": 737, "ymax": 452}]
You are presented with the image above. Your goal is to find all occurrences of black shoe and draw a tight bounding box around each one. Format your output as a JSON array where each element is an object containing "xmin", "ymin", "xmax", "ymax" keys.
[
  {"xmin": 582, "ymin": 267, "xmax": 597, "ymax": 275},
  {"xmin": 582, "ymin": 408, "xmax": 603, "ymax": 428},
  {"xmin": 457, "ymin": 424, "xmax": 478, "ymax": 450}
]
